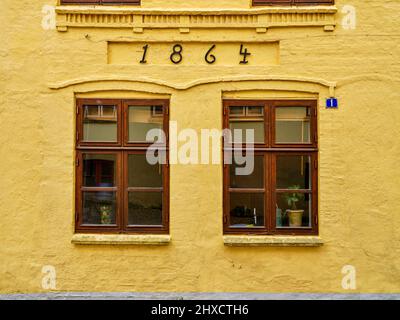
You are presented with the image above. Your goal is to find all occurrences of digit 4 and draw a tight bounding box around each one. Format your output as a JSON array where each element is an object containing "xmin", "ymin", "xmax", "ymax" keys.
[{"xmin": 239, "ymin": 44, "xmax": 251, "ymax": 64}]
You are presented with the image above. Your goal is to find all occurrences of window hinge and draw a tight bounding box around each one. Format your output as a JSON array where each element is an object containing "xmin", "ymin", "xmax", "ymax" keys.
[
  {"xmin": 223, "ymin": 107, "xmax": 227, "ymax": 116},
  {"xmin": 75, "ymin": 212, "xmax": 79, "ymax": 223},
  {"xmin": 314, "ymin": 159, "xmax": 318, "ymax": 169},
  {"xmin": 75, "ymin": 158, "xmax": 79, "ymax": 167},
  {"xmin": 165, "ymin": 105, "xmax": 169, "ymax": 115},
  {"xmin": 223, "ymin": 215, "xmax": 227, "ymax": 224},
  {"xmin": 76, "ymin": 106, "xmax": 79, "ymax": 115},
  {"xmin": 315, "ymin": 214, "xmax": 318, "ymax": 226}
]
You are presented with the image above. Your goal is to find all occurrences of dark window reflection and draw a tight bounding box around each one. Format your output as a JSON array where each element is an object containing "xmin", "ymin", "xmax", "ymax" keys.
[
  {"xmin": 128, "ymin": 154, "xmax": 162, "ymax": 188},
  {"xmin": 128, "ymin": 192, "xmax": 163, "ymax": 226},
  {"xmin": 83, "ymin": 154, "xmax": 116, "ymax": 187},
  {"xmin": 229, "ymin": 193, "xmax": 264, "ymax": 228},
  {"xmin": 276, "ymin": 156, "xmax": 311, "ymax": 190},
  {"xmin": 230, "ymin": 155, "xmax": 264, "ymax": 189}
]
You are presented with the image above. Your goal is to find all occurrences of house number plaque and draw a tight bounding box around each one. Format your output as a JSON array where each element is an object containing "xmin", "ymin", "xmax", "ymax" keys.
[{"xmin": 108, "ymin": 42, "xmax": 279, "ymax": 67}]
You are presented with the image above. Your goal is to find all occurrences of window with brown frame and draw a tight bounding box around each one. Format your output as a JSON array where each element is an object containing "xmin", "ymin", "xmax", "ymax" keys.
[
  {"xmin": 252, "ymin": 0, "xmax": 334, "ymax": 6},
  {"xmin": 75, "ymin": 99, "xmax": 169, "ymax": 234},
  {"xmin": 223, "ymin": 100, "xmax": 318, "ymax": 235},
  {"xmin": 60, "ymin": 0, "xmax": 140, "ymax": 5}
]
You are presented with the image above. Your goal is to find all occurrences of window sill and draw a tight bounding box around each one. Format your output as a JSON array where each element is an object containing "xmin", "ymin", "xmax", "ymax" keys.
[
  {"xmin": 55, "ymin": 6, "xmax": 337, "ymax": 33},
  {"xmin": 72, "ymin": 234, "xmax": 171, "ymax": 245},
  {"xmin": 223, "ymin": 235, "xmax": 324, "ymax": 247}
]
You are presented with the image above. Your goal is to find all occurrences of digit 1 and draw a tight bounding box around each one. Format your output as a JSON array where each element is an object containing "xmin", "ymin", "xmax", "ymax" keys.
[
  {"xmin": 239, "ymin": 44, "xmax": 251, "ymax": 64},
  {"xmin": 140, "ymin": 44, "xmax": 149, "ymax": 64}
]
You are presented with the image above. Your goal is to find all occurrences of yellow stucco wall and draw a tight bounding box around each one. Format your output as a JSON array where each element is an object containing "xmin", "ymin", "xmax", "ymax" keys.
[{"xmin": 1, "ymin": 0, "xmax": 400, "ymax": 294}]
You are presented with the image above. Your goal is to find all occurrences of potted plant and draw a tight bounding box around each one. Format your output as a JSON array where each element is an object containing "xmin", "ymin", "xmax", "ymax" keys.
[
  {"xmin": 99, "ymin": 204, "xmax": 112, "ymax": 225},
  {"xmin": 284, "ymin": 185, "xmax": 305, "ymax": 227}
]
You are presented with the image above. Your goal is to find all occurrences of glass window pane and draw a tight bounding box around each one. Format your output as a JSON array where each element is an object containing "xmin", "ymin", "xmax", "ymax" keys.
[
  {"xmin": 83, "ymin": 154, "xmax": 116, "ymax": 187},
  {"xmin": 276, "ymin": 107, "xmax": 311, "ymax": 144},
  {"xmin": 128, "ymin": 192, "xmax": 163, "ymax": 226},
  {"xmin": 229, "ymin": 106, "xmax": 265, "ymax": 144},
  {"xmin": 83, "ymin": 105, "xmax": 117, "ymax": 142},
  {"xmin": 229, "ymin": 106, "xmax": 245, "ymax": 116},
  {"xmin": 128, "ymin": 106, "xmax": 163, "ymax": 143},
  {"xmin": 229, "ymin": 122, "xmax": 264, "ymax": 144},
  {"xmin": 82, "ymin": 192, "xmax": 116, "ymax": 225},
  {"xmin": 247, "ymin": 106, "xmax": 264, "ymax": 116},
  {"xmin": 230, "ymin": 155, "xmax": 264, "ymax": 188},
  {"xmin": 276, "ymin": 192, "xmax": 311, "ymax": 228},
  {"xmin": 276, "ymin": 155, "xmax": 311, "ymax": 190},
  {"xmin": 229, "ymin": 193, "xmax": 264, "ymax": 228},
  {"xmin": 128, "ymin": 154, "xmax": 162, "ymax": 188}
]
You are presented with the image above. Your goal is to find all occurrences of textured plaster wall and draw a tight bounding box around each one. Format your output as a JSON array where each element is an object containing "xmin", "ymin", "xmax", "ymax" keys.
[{"xmin": 1, "ymin": 0, "xmax": 400, "ymax": 294}]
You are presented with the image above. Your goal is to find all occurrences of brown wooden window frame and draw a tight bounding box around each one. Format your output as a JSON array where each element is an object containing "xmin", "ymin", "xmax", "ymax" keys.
[
  {"xmin": 75, "ymin": 98, "xmax": 169, "ymax": 234},
  {"xmin": 223, "ymin": 99, "xmax": 318, "ymax": 236},
  {"xmin": 60, "ymin": 0, "xmax": 141, "ymax": 6},
  {"xmin": 252, "ymin": 0, "xmax": 334, "ymax": 6}
]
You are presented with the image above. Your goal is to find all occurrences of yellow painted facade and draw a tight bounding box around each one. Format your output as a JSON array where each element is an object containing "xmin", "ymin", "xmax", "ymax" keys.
[{"xmin": 1, "ymin": 0, "xmax": 400, "ymax": 294}]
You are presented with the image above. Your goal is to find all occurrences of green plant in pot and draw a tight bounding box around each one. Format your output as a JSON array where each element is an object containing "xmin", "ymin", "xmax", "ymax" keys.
[
  {"xmin": 284, "ymin": 185, "xmax": 305, "ymax": 227},
  {"xmin": 99, "ymin": 204, "xmax": 113, "ymax": 225}
]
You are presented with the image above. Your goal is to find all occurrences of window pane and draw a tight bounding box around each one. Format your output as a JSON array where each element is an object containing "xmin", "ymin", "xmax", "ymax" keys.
[
  {"xmin": 275, "ymin": 107, "xmax": 311, "ymax": 144},
  {"xmin": 229, "ymin": 106, "xmax": 245, "ymax": 116},
  {"xmin": 229, "ymin": 193, "xmax": 264, "ymax": 228},
  {"xmin": 83, "ymin": 154, "xmax": 116, "ymax": 187},
  {"xmin": 128, "ymin": 192, "xmax": 163, "ymax": 226},
  {"xmin": 276, "ymin": 155, "xmax": 311, "ymax": 190},
  {"xmin": 276, "ymin": 192, "xmax": 311, "ymax": 228},
  {"xmin": 128, "ymin": 106, "xmax": 163, "ymax": 143},
  {"xmin": 230, "ymin": 155, "xmax": 264, "ymax": 188},
  {"xmin": 128, "ymin": 154, "xmax": 162, "ymax": 188},
  {"xmin": 82, "ymin": 192, "xmax": 116, "ymax": 225},
  {"xmin": 229, "ymin": 106, "xmax": 264, "ymax": 143},
  {"xmin": 229, "ymin": 122, "xmax": 264, "ymax": 144},
  {"xmin": 83, "ymin": 105, "xmax": 117, "ymax": 142},
  {"xmin": 247, "ymin": 106, "xmax": 264, "ymax": 116}
]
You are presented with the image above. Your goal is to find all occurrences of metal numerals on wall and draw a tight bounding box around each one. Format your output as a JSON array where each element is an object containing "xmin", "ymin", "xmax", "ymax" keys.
[{"xmin": 139, "ymin": 44, "xmax": 252, "ymax": 65}]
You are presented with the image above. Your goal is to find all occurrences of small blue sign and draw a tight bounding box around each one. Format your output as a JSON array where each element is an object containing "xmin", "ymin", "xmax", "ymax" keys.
[{"xmin": 326, "ymin": 97, "xmax": 338, "ymax": 108}]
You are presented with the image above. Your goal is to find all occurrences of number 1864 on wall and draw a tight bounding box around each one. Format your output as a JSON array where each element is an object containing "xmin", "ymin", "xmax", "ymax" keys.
[
  {"xmin": 141, "ymin": 43, "xmax": 251, "ymax": 65},
  {"xmin": 108, "ymin": 42, "xmax": 279, "ymax": 67}
]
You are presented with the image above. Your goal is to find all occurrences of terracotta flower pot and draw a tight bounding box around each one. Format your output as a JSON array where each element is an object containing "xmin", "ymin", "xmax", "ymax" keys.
[{"xmin": 287, "ymin": 209, "xmax": 304, "ymax": 227}]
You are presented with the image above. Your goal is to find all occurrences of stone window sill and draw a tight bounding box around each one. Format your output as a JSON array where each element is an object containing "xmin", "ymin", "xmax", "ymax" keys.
[
  {"xmin": 72, "ymin": 234, "xmax": 171, "ymax": 245},
  {"xmin": 223, "ymin": 235, "xmax": 324, "ymax": 247}
]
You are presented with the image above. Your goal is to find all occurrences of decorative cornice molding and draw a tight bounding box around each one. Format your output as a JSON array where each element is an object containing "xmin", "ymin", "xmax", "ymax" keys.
[
  {"xmin": 48, "ymin": 75, "xmax": 337, "ymax": 95},
  {"xmin": 55, "ymin": 6, "xmax": 337, "ymax": 33}
]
